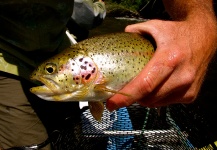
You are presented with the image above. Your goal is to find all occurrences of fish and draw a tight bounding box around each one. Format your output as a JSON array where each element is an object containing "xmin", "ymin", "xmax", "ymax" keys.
[{"xmin": 30, "ymin": 32, "xmax": 155, "ymax": 121}]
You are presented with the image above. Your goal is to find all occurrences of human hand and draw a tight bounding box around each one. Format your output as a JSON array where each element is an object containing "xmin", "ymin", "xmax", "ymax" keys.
[{"xmin": 106, "ymin": 18, "xmax": 217, "ymax": 111}]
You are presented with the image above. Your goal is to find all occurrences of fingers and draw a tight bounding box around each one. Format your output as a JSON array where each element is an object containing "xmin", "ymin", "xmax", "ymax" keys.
[
  {"xmin": 106, "ymin": 51, "xmax": 198, "ymax": 111},
  {"xmin": 106, "ymin": 50, "xmax": 176, "ymax": 111},
  {"xmin": 142, "ymin": 85, "xmax": 196, "ymax": 108},
  {"xmin": 138, "ymin": 82, "xmax": 191, "ymax": 107}
]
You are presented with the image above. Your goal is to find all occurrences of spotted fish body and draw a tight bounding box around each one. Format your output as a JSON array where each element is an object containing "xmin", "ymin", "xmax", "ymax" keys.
[{"xmin": 30, "ymin": 32, "xmax": 155, "ymax": 121}]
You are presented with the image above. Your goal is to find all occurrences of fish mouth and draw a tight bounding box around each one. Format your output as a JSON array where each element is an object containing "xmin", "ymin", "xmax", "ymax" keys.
[
  {"xmin": 30, "ymin": 85, "xmax": 64, "ymax": 101},
  {"xmin": 30, "ymin": 75, "xmax": 73, "ymax": 101},
  {"xmin": 31, "ymin": 75, "xmax": 60, "ymax": 94}
]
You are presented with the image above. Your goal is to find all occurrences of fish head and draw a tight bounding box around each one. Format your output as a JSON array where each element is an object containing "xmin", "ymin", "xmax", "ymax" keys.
[{"xmin": 30, "ymin": 48, "xmax": 89, "ymax": 101}]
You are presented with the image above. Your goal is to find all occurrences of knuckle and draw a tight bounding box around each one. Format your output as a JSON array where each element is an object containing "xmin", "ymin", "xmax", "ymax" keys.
[
  {"xmin": 166, "ymin": 49, "xmax": 184, "ymax": 67},
  {"xmin": 182, "ymin": 70, "xmax": 196, "ymax": 85},
  {"xmin": 140, "ymin": 75, "xmax": 155, "ymax": 94}
]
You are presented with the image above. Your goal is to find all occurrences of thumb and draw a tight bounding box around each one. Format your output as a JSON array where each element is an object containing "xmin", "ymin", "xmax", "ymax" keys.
[{"xmin": 125, "ymin": 19, "xmax": 163, "ymax": 38}]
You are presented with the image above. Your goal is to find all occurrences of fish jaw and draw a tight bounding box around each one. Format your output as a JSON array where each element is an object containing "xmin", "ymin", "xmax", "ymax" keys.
[
  {"xmin": 30, "ymin": 85, "xmax": 60, "ymax": 101},
  {"xmin": 30, "ymin": 85, "xmax": 54, "ymax": 95},
  {"xmin": 30, "ymin": 74, "xmax": 67, "ymax": 101},
  {"xmin": 36, "ymin": 75, "xmax": 61, "ymax": 93},
  {"xmin": 30, "ymin": 84, "xmax": 78, "ymax": 101},
  {"xmin": 30, "ymin": 84, "xmax": 98, "ymax": 101}
]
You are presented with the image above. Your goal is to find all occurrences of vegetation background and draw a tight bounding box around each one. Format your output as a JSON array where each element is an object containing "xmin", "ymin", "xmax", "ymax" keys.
[
  {"xmin": 105, "ymin": 0, "xmax": 169, "ymax": 19},
  {"xmin": 106, "ymin": 0, "xmax": 149, "ymax": 11}
]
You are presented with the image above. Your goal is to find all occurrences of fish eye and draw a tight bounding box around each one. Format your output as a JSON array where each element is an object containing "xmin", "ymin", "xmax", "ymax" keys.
[{"xmin": 45, "ymin": 63, "xmax": 57, "ymax": 74}]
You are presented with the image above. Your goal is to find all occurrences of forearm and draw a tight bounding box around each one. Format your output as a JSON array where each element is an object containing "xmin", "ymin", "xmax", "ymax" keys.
[
  {"xmin": 162, "ymin": 0, "xmax": 216, "ymax": 20},
  {"xmin": 163, "ymin": 0, "xmax": 217, "ymax": 57}
]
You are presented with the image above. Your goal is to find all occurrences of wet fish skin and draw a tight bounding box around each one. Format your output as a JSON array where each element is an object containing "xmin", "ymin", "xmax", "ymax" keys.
[{"xmin": 30, "ymin": 32, "xmax": 155, "ymax": 121}]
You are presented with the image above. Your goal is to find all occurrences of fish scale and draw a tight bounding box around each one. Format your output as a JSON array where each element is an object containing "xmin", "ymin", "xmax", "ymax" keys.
[{"xmin": 30, "ymin": 32, "xmax": 155, "ymax": 121}]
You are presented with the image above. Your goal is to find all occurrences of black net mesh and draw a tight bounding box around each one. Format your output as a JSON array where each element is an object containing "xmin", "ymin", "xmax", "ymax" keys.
[{"xmin": 50, "ymin": 102, "xmax": 217, "ymax": 150}]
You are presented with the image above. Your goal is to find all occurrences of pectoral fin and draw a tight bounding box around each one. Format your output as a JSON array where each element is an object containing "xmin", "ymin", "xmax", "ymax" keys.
[
  {"xmin": 88, "ymin": 101, "xmax": 104, "ymax": 122},
  {"xmin": 94, "ymin": 84, "xmax": 131, "ymax": 97}
]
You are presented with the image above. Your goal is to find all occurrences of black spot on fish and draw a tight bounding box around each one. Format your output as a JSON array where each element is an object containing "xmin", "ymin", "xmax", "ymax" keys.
[
  {"xmin": 84, "ymin": 61, "xmax": 88, "ymax": 64},
  {"xmin": 82, "ymin": 75, "xmax": 85, "ymax": 78},
  {"xmin": 72, "ymin": 63, "xmax": 75, "ymax": 65},
  {"xmin": 85, "ymin": 74, "xmax": 91, "ymax": 80},
  {"xmin": 73, "ymin": 77, "xmax": 75, "ymax": 80},
  {"xmin": 80, "ymin": 65, "xmax": 87, "ymax": 70},
  {"xmin": 76, "ymin": 77, "xmax": 79, "ymax": 80},
  {"xmin": 79, "ymin": 58, "xmax": 83, "ymax": 62},
  {"xmin": 92, "ymin": 68, "xmax": 96, "ymax": 74},
  {"xmin": 72, "ymin": 69, "xmax": 74, "ymax": 71}
]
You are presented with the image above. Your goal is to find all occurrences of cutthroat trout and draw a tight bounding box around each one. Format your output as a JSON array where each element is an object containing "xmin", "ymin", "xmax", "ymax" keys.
[{"xmin": 30, "ymin": 32, "xmax": 155, "ymax": 121}]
